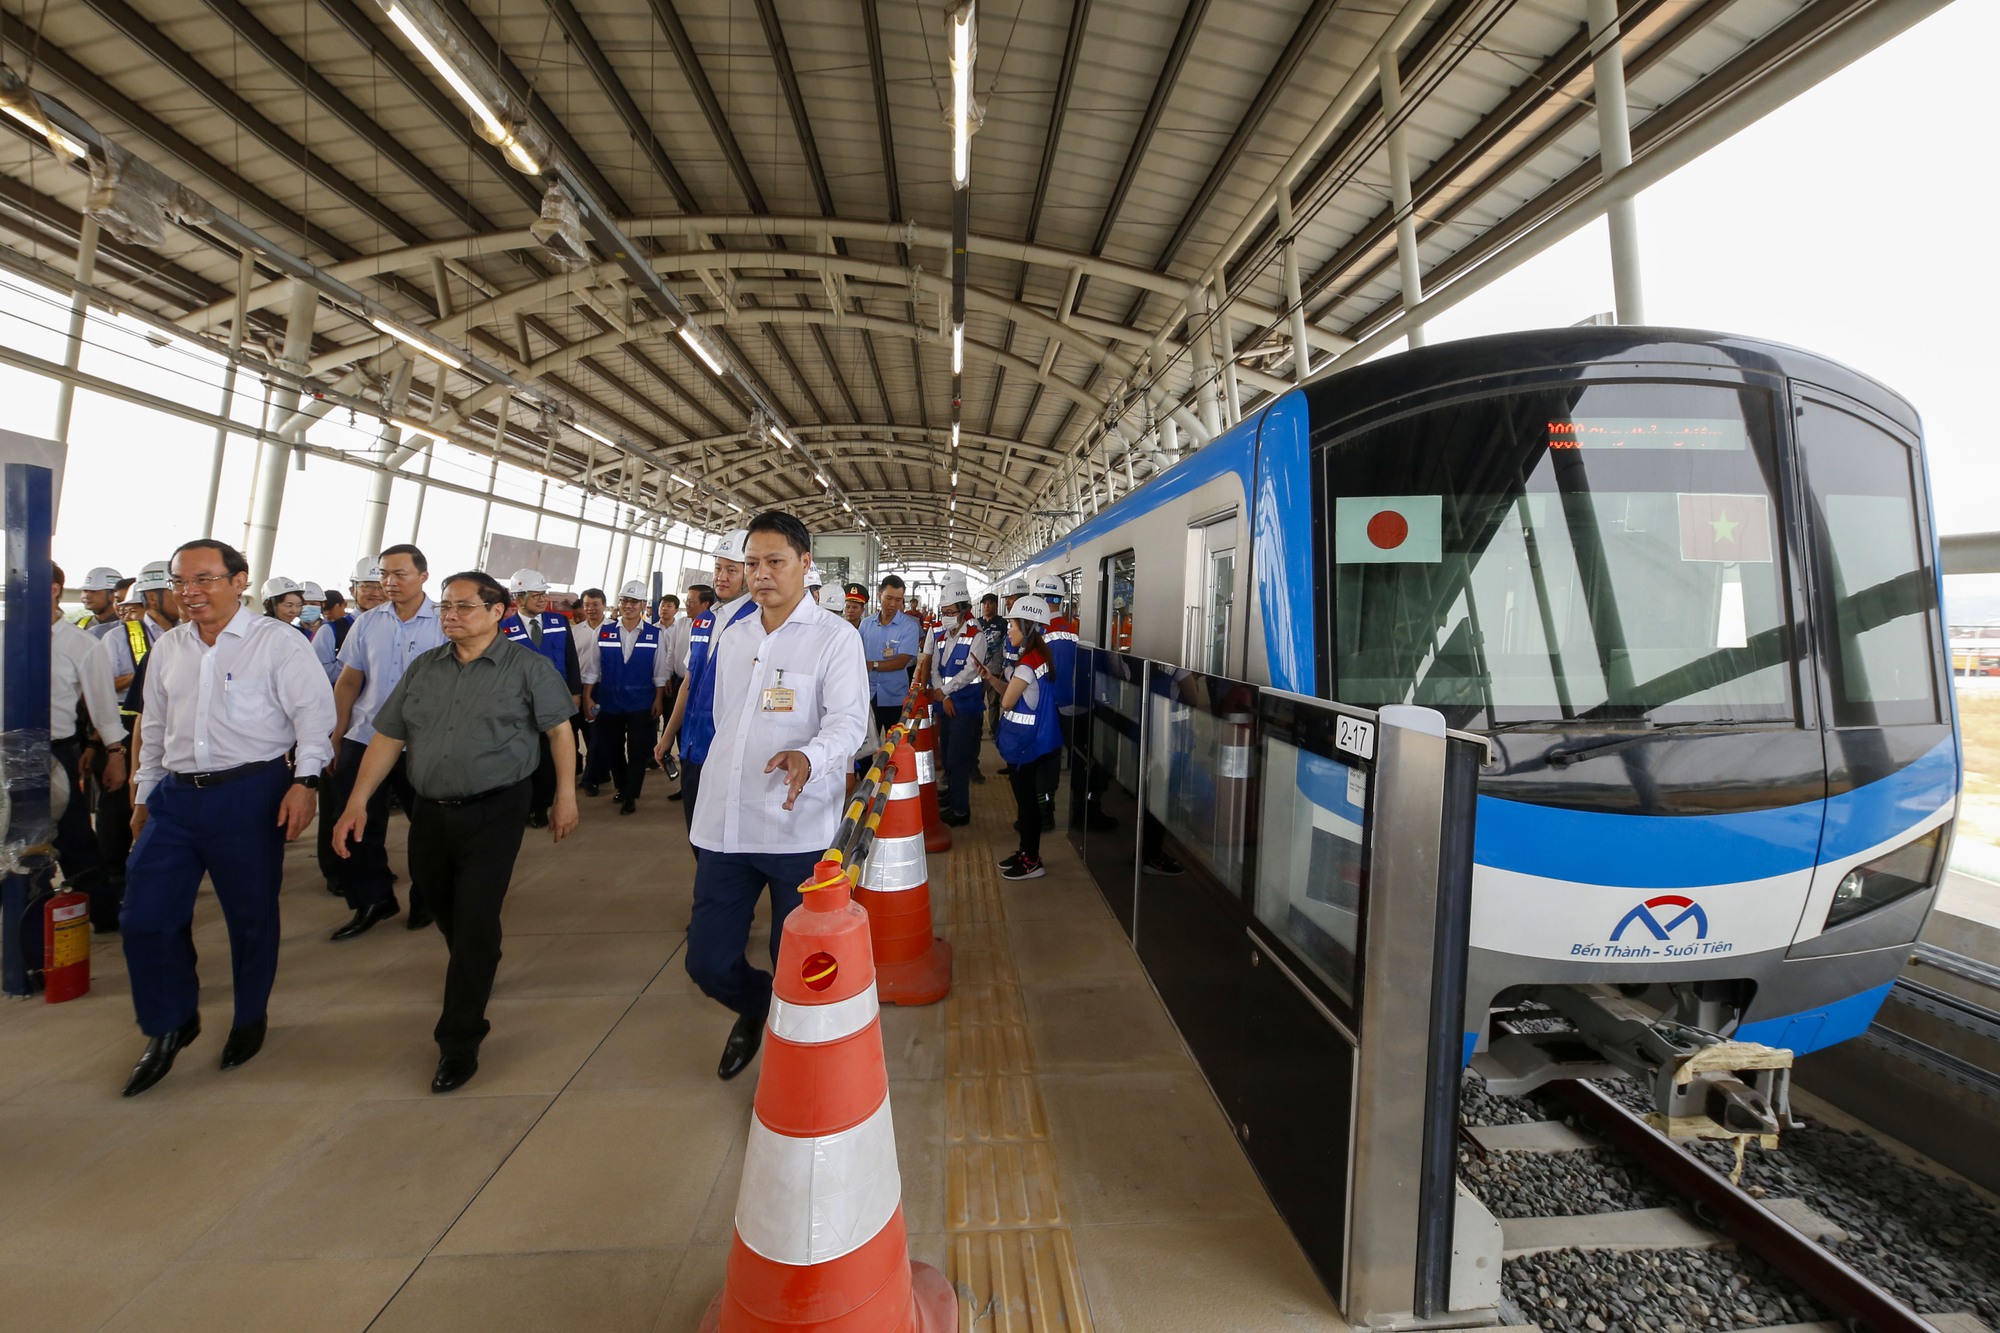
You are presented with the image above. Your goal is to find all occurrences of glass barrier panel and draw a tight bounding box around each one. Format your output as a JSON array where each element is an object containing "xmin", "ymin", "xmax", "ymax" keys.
[
  {"xmin": 1144, "ymin": 666, "xmax": 1257, "ymax": 897},
  {"xmin": 1077, "ymin": 648, "xmax": 1147, "ymax": 934},
  {"xmin": 1251, "ymin": 695, "xmax": 1374, "ymax": 1017}
]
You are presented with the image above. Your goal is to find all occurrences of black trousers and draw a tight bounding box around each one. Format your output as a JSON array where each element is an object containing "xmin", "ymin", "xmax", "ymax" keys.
[
  {"xmin": 93, "ymin": 754, "xmax": 132, "ymax": 893},
  {"xmin": 529, "ymin": 734, "xmax": 556, "ymax": 816},
  {"xmin": 339, "ymin": 737, "xmax": 419, "ymax": 911},
  {"xmin": 594, "ymin": 709, "xmax": 654, "ymax": 801},
  {"xmin": 872, "ymin": 703, "xmax": 905, "ymax": 734},
  {"xmin": 51, "ymin": 738, "xmax": 110, "ymax": 922},
  {"xmin": 680, "ymin": 758, "xmax": 703, "ymax": 841},
  {"xmin": 1009, "ymin": 752, "xmax": 1061, "ymax": 860},
  {"xmin": 407, "ymin": 780, "xmax": 532, "ymax": 1057}
]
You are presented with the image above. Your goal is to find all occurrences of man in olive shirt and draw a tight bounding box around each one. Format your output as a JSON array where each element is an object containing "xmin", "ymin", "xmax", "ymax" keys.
[{"xmin": 331, "ymin": 570, "xmax": 578, "ymax": 1093}]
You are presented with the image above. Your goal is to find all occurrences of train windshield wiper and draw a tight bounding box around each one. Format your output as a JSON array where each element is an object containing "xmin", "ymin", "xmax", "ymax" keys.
[{"xmin": 1543, "ymin": 722, "xmax": 1709, "ymax": 768}]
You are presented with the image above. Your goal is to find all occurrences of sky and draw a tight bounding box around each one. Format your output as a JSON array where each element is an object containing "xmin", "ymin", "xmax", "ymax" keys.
[{"xmin": 3, "ymin": 1, "xmax": 1995, "ymax": 609}]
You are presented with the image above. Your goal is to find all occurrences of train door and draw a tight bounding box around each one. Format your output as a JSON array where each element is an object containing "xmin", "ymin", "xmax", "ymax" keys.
[
  {"xmin": 1100, "ymin": 550, "xmax": 1136, "ymax": 652},
  {"xmin": 1184, "ymin": 512, "xmax": 1239, "ymax": 675}
]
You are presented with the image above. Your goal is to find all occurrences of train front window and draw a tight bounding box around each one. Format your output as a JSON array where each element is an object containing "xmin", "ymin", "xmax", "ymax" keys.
[{"xmin": 1327, "ymin": 382, "xmax": 1795, "ymax": 725}]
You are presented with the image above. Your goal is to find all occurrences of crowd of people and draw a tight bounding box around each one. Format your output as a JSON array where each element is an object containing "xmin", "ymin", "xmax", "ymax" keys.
[{"xmin": 45, "ymin": 512, "xmax": 1095, "ymax": 1100}]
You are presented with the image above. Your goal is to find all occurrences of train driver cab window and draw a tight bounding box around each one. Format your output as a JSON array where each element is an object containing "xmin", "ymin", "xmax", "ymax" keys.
[
  {"xmin": 1101, "ymin": 551, "xmax": 1136, "ymax": 653},
  {"xmin": 1798, "ymin": 396, "xmax": 1940, "ymax": 727}
]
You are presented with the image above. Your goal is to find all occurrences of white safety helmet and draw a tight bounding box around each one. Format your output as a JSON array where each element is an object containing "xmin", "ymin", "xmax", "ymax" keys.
[
  {"xmin": 939, "ymin": 577, "xmax": 972, "ymax": 606},
  {"xmin": 130, "ymin": 566, "xmax": 172, "ymax": 595},
  {"xmin": 509, "ymin": 568, "xmax": 549, "ymax": 595},
  {"xmin": 1031, "ymin": 575, "xmax": 1066, "ymax": 601},
  {"xmin": 261, "ymin": 576, "xmax": 302, "ymax": 600},
  {"xmin": 119, "ymin": 584, "xmax": 146, "ymax": 606},
  {"xmin": 818, "ymin": 583, "xmax": 847, "ymax": 612},
  {"xmin": 618, "ymin": 579, "xmax": 649, "ymax": 602},
  {"xmin": 351, "ymin": 557, "xmax": 383, "ymax": 584},
  {"xmin": 81, "ymin": 565, "xmax": 123, "ymax": 591},
  {"xmin": 714, "ymin": 528, "xmax": 751, "ymax": 564},
  {"xmin": 1009, "ymin": 594, "xmax": 1053, "ymax": 627},
  {"xmin": 999, "ymin": 576, "xmax": 1030, "ymax": 599},
  {"xmin": 299, "ymin": 581, "xmax": 326, "ymax": 603}
]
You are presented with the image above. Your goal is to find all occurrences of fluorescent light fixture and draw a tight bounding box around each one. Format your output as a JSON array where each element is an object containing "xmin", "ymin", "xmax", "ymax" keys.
[
  {"xmin": 770, "ymin": 425, "xmax": 796, "ymax": 450},
  {"xmin": 726, "ymin": 499, "xmax": 745, "ymax": 513},
  {"xmin": 842, "ymin": 499, "xmax": 852, "ymax": 513},
  {"xmin": 815, "ymin": 474, "xmax": 829, "ymax": 488},
  {"xmin": 370, "ymin": 315, "xmax": 465, "ymax": 370},
  {"xmin": 389, "ymin": 415, "xmax": 437, "ymax": 440},
  {"xmin": 571, "ymin": 420, "xmax": 616, "ymax": 448},
  {"xmin": 678, "ymin": 326, "xmax": 725, "ymax": 375},
  {"xmin": 949, "ymin": 422, "xmax": 960, "ymax": 449},
  {"xmin": 670, "ymin": 472, "xmax": 694, "ymax": 487},
  {"xmin": 950, "ymin": 3, "xmax": 975, "ymax": 188},
  {"xmin": 951, "ymin": 469, "xmax": 958, "ymax": 486},
  {"xmin": 2, "ymin": 99, "xmax": 87, "ymax": 159},
  {"xmin": 382, "ymin": 3, "xmax": 540, "ymax": 174},
  {"xmin": 951, "ymin": 322, "xmax": 964, "ymax": 374}
]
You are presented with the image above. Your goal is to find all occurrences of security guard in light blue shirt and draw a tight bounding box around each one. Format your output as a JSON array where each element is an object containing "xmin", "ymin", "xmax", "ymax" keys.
[
  {"xmin": 857, "ymin": 574, "xmax": 923, "ymax": 733},
  {"xmin": 499, "ymin": 569, "xmax": 582, "ymax": 828}
]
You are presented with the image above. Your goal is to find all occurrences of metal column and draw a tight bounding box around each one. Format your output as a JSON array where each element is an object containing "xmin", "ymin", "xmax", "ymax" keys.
[
  {"xmin": 201, "ymin": 248, "xmax": 255, "ymax": 538},
  {"xmin": 1212, "ymin": 278, "xmax": 1242, "ymax": 426},
  {"xmin": 2, "ymin": 461, "xmax": 54, "ymax": 997},
  {"xmin": 1191, "ymin": 318, "xmax": 1222, "ymax": 438},
  {"xmin": 1276, "ymin": 187, "xmax": 1314, "ymax": 385},
  {"xmin": 359, "ymin": 362, "xmax": 413, "ymax": 563},
  {"xmin": 49, "ymin": 218, "xmax": 100, "ymax": 452},
  {"xmin": 475, "ymin": 394, "xmax": 510, "ymax": 558},
  {"xmin": 1588, "ymin": 0, "xmax": 1646, "ymax": 324},
  {"xmin": 1381, "ymin": 51, "xmax": 1428, "ymax": 349},
  {"xmin": 246, "ymin": 281, "xmax": 317, "ymax": 593}
]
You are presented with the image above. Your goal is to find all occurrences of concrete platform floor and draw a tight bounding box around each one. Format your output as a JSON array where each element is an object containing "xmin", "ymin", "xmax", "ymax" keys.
[{"xmin": 0, "ymin": 769, "xmax": 1343, "ymax": 1331}]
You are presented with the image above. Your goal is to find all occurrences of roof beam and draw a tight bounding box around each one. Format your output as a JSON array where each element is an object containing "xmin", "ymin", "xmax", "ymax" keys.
[
  {"xmin": 647, "ymin": 0, "xmax": 768, "ymax": 212},
  {"xmin": 539, "ymin": 0, "xmax": 701, "ymax": 212}
]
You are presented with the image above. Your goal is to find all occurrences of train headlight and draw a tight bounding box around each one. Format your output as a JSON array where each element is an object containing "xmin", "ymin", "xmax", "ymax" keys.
[{"xmin": 1822, "ymin": 823, "xmax": 1947, "ymax": 930}]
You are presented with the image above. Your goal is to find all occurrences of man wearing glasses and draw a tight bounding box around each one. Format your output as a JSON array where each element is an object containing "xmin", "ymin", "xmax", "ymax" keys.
[
  {"xmin": 327, "ymin": 543, "xmax": 443, "ymax": 939},
  {"xmin": 332, "ymin": 571, "xmax": 579, "ymax": 1093},
  {"xmin": 118, "ymin": 540, "xmax": 335, "ymax": 1096}
]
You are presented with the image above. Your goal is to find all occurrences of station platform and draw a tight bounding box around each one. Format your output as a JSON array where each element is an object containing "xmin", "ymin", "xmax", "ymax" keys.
[{"xmin": 0, "ymin": 777, "xmax": 1343, "ymax": 1332}]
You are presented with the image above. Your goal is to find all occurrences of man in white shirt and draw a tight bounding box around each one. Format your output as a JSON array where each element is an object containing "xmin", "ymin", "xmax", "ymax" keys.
[
  {"xmin": 684, "ymin": 512, "xmax": 868, "ymax": 1080},
  {"xmin": 572, "ymin": 587, "xmax": 609, "ymax": 790},
  {"xmin": 578, "ymin": 580, "xmax": 671, "ymax": 815},
  {"xmin": 119, "ymin": 539, "xmax": 336, "ymax": 1097},
  {"xmin": 50, "ymin": 562, "xmax": 129, "ymax": 929}
]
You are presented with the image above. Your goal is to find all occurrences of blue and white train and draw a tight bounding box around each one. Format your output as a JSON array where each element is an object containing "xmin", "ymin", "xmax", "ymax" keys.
[{"xmin": 1012, "ymin": 327, "xmax": 1959, "ymax": 1082}]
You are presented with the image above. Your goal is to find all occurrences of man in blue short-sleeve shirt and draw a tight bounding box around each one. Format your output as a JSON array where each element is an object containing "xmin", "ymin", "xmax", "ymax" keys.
[{"xmin": 856, "ymin": 574, "xmax": 922, "ymax": 733}]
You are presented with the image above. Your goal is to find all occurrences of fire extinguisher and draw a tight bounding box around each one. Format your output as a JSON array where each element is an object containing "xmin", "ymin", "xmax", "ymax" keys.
[{"xmin": 41, "ymin": 887, "xmax": 91, "ymax": 1003}]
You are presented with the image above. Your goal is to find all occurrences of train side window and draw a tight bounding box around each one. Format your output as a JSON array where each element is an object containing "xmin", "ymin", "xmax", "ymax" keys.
[
  {"xmin": 1100, "ymin": 551, "xmax": 1136, "ymax": 652},
  {"xmin": 1799, "ymin": 397, "xmax": 1940, "ymax": 727}
]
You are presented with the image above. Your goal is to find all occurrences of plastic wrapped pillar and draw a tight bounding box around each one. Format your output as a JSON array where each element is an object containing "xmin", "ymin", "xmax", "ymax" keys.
[{"xmin": 3, "ymin": 462, "xmax": 54, "ymax": 996}]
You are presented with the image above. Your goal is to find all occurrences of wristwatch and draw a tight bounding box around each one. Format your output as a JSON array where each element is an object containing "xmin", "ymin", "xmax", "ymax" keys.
[{"xmin": 293, "ymin": 775, "xmax": 321, "ymax": 790}]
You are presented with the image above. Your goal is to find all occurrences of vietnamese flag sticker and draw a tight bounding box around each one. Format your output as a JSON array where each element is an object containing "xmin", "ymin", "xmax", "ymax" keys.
[{"xmin": 1335, "ymin": 495, "xmax": 1443, "ymax": 563}]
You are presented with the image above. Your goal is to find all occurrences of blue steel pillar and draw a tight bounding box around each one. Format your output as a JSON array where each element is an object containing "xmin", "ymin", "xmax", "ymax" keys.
[{"xmin": 3, "ymin": 462, "xmax": 55, "ymax": 996}]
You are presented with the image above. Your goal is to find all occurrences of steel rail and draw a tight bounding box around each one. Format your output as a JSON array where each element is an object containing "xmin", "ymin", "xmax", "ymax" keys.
[{"xmin": 1547, "ymin": 1079, "xmax": 1936, "ymax": 1333}]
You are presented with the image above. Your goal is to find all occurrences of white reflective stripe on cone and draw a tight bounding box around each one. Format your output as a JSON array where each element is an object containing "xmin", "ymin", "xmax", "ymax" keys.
[
  {"xmin": 887, "ymin": 781, "xmax": 919, "ymax": 801},
  {"xmin": 859, "ymin": 832, "xmax": 927, "ymax": 892},
  {"xmin": 736, "ymin": 1096, "xmax": 902, "ymax": 1266},
  {"xmin": 768, "ymin": 987, "xmax": 880, "ymax": 1045},
  {"xmin": 915, "ymin": 749, "xmax": 934, "ymax": 783}
]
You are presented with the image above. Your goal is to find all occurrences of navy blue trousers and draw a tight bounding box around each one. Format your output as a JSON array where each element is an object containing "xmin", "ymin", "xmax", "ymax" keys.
[
  {"xmin": 941, "ymin": 704, "xmax": 983, "ymax": 817},
  {"xmin": 684, "ymin": 848, "xmax": 819, "ymax": 1018},
  {"xmin": 121, "ymin": 760, "xmax": 290, "ymax": 1037}
]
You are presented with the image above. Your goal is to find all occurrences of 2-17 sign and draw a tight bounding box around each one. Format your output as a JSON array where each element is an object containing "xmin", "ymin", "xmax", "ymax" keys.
[{"xmin": 1335, "ymin": 715, "xmax": 1375, "ymax": 761}]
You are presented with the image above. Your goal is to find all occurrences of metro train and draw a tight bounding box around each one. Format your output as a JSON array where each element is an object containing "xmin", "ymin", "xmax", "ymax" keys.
[{"xmin": 1010, "ymin": 327, "xmax": 1960, "ymax": 1105}]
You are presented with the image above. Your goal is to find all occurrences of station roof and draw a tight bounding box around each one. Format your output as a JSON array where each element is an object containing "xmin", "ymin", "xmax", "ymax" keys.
[{"xmin": 0, "ymin": 0, "xmax": 1935, "ymax": 568}]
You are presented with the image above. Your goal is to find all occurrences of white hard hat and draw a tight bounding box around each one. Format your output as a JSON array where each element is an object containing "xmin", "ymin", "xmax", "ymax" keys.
[
  {"xmin": 510, "ymin": 568, "xmax": 549, "ymax": 594},
  {"xmin": 119, "ymin": 584, "xmax": 146, "ymax": 606},
  {"xmin": 299, "ymin": 581, "xmax": 326, "ymax": 603},
  {"xmin": 81, "ymin": 566, "xmax": 123, "ymax": 591},
  {"xmin": 940, "ymin": 578, "xmax": 971, "ymax": 605},
  {"xmin": 618, "ymin": 579, "xmax": 649, "ymax": 601},
  {"xmin": 131, "ymin": 567, "xmax": 172, "ymax": 594},
  {"xmin": 1010, "ymin": 594, "xmax": 1053, "ymax": 626},
  {"xmin": 262, "ymin": 576, "xmax": 302, "ymax": 599},
  {"xmin": 1000, "ymin": 576, "xmax": 1030, "ymax": 599},
  {"xmin": 351, "ymin": 557, "xmax": 383, "ymax": 583},
  {"xmin": 818, "ymin": 583, "xmax": 847, "ymax": 612},
  {"xmin": 715, "ymin": 528, "xmax": 751, "ymax": 564},
  {"xmin": 1031, "ymin": 575, "xmax": 1066, "ymax": 601}
]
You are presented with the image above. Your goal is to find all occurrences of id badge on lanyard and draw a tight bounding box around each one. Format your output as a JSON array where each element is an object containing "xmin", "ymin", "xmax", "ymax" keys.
[{"xmin": 761, "ymin": 668, "xmax": 796, "ymax": 713}]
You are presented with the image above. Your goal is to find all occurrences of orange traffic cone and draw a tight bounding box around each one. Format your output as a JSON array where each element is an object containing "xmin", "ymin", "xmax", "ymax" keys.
[
  {"xmin": 854, "ymin": 739, "xmax": 952, "ymax": 1006},
  {"xmin": 701, "ymin": 861, "xmax": 956, "ymax": 1333},
  {"xmin": 908, "ymin": 711, "xmax": 951, "ymax": 854}
]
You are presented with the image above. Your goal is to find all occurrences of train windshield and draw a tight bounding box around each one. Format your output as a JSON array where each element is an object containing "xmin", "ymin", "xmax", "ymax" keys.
[{"xmin": 1327, "ymin": 381, "xmax": 1795, "ymax": 726}]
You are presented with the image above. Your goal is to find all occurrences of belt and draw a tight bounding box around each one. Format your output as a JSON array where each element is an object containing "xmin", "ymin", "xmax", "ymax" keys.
[
  {"xmin": 170, "ymin": 757, "xmax": 288, "ymax": 789},
  {"xmin": 419, "ymin": 780, "xmax": 525, "ymax": 808}
]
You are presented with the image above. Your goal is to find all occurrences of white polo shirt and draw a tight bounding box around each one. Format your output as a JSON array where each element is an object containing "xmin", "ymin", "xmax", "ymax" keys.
[{"xmin": 689, "ymin": 592, "xmax": 869, "ymax": 855}]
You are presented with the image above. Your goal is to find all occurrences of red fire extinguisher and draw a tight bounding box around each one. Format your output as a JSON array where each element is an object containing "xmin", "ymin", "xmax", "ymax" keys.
[{"xmin": 42, "ymin": 888, "xmax": 90, "ymax": 1003}]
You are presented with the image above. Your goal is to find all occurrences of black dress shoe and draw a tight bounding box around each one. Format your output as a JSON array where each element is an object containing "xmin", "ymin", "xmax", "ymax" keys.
[
  {"xmin": 220, "ymin": 1021, "xmax": 267, "ymax": 1070},
  {"xmin": 330, "ymin": 901, "xmax": 399, "ymax": 941},
  {"xmin": 582, "ymin": 783, "xmax": 601, "ymax": 797},
  {"xmin": 619, "ymin": 797, "xmax": 637, "ymax": 815},
  {"xmin": 122, "ymin": 1015, "xmax": 200, "ymax": 1097},
  {"xmin": 717, "ymin": 1010, "xmax": 765, "ymax": 1081},
  {"xmin": 667, "ymin": 789, "xmax": 683, "ymax": 801},
  {"xmin": 406, "ymin": 897, "xmax": 434, "ymax": 931},
  {"xmin": 432, "ymin": 1053, "xmax": 479, "ymax": 1093},
  {"xmin": 527, "ymin": 810, "xmax": 548, "ymax": 828},
  {"xmin": 940, "ymin": 810, "xmax": 971, "ymax": 827}
]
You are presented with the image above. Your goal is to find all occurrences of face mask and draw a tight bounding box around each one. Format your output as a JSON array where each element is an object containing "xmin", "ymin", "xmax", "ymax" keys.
[{"xmin": 300, "ymin": 605, "xmax": 323, "ymax": 624}]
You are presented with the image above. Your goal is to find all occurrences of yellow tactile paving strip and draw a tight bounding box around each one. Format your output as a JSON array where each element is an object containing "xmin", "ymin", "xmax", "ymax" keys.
[{"xmin": 940, "ymin": 819, "xmax": 1096, "ymax": 1332}]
